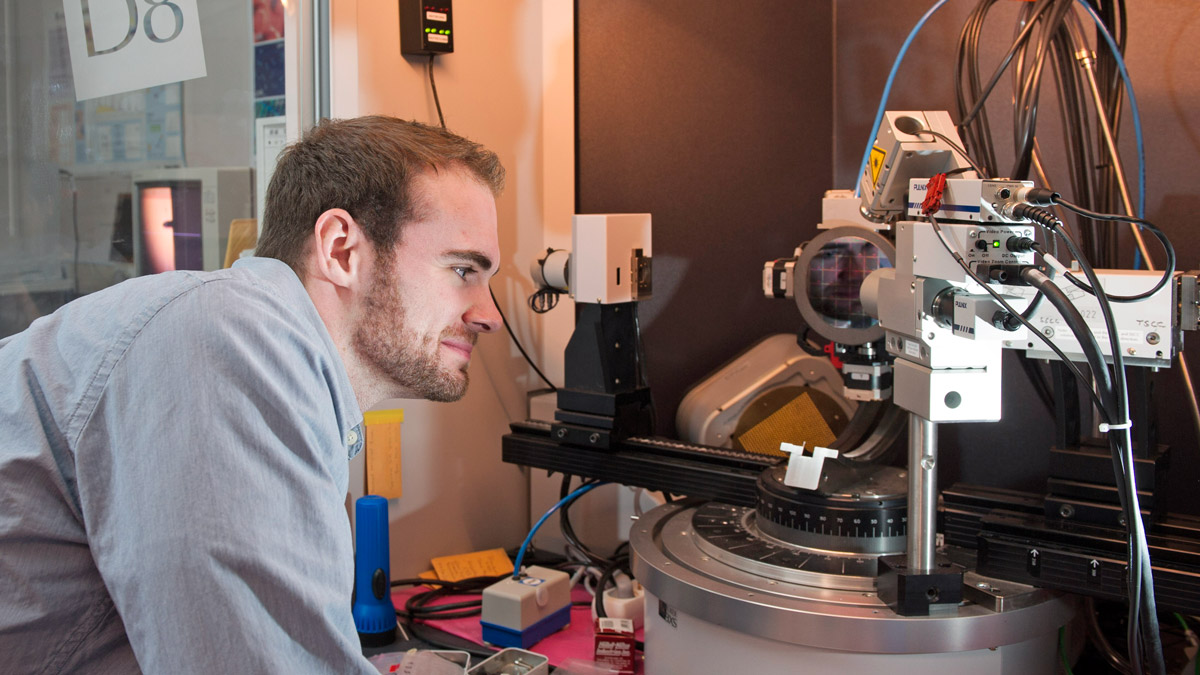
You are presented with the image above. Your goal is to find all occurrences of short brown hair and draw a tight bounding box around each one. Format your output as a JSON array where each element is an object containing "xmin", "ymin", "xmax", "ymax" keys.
[{"xmin": 255, "ymin": 116, "xmax": 505, "ymax": 278}]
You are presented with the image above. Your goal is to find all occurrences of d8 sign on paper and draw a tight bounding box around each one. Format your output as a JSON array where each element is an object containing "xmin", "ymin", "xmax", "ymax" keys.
[{"xmin": 63, "ymin": 0, "xmax": 207, "ymax": 101}]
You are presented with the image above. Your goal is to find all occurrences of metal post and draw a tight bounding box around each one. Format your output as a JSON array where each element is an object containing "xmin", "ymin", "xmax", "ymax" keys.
[{"xmin": 907, "ymin": 413, "xmax": 937, "ymax": 573}]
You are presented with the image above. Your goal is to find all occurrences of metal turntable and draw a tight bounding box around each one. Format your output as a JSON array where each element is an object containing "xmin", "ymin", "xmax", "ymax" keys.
[{"xmin": 630, "ymin": 462, "xmax": 1077, "ymax": 674}]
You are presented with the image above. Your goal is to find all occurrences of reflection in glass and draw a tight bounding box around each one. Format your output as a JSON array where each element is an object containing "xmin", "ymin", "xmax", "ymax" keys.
[
  {"xmin": 138, "ymin": 182, "xmax": 205, "ymax": 274},
  {"xmin": 806, "ymin": 236, "xmax": 892, "ymax": 329}
]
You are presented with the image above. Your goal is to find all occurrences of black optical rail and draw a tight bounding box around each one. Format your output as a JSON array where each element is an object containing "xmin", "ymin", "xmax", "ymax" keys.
[
  {"xmin": 501, "ymin": 420, "xmax": 777, "ymax": 507},
  {"xmin": 942, "ymin": 483, "xmax": 1200, "ymax": 615}
]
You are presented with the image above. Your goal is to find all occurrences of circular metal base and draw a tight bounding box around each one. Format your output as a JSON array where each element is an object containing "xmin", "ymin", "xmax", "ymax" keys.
[{"xmin": 631, "ymin": 501, "xmax": 1075, "ymax": 655}]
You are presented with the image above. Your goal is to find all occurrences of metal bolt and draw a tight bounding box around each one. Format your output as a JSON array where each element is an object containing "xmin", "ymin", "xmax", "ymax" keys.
[
  {"xmin": 969, "ymin": 230, "xmax": 979, "ymax": 238},
  {"xmin": 1127, "ymin": 347, "xmax": 1137, "ymax": 355},
  {"xmin": 1059, "ymin": 503, "xmax": 1075, "ymax": 519},
  {"xmin": 588, "ymin": 433, "xmax": 600, "ymax": 444},
  {"xmin": 1042, "ymin": 326, "xmax": 1054, "ymax": 338},
  {"xmin": 556, "ymin": 428, "xmax": 567, "ymax": 439},
  {"xmin": 1147, "ymin": 333, "xmax": 1160, "ymax": 345}
]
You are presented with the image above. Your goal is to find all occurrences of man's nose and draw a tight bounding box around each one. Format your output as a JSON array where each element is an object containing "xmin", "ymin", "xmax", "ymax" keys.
[{"xmin": 467, "ymin": 287, "xmax": 502, "ymax": 333}]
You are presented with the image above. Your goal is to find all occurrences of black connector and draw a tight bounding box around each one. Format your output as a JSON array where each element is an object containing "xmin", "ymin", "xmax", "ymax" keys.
[
  {"xmin": 1016, "ymin": 186, "xmax": 1059, "ymax": 206},
  {"xmin": 1006, "ymin": 236, "xmax": 1036, "ymax": 253},
  {"xmin": 1010, "ymin": 204, "xmax": 1061, "ymax": 230},
  {"xmin": 990, "ymin": 311, "xmax": 1022, "ymax": 332},
  {"xmin": 974, "ymin": 263, "xmax": 1040, "ymax": 286}
]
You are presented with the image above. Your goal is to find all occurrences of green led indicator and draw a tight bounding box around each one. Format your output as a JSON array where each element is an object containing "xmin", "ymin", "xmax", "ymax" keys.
[{"xmin": 993, "ymin": 240, "xmax": 1000, "ymax": 248}]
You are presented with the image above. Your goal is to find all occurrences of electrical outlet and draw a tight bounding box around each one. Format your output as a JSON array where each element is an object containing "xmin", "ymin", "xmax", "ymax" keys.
[{"xmin": 400, "ymin": 0, "xmax": 454, "ymax": 55}]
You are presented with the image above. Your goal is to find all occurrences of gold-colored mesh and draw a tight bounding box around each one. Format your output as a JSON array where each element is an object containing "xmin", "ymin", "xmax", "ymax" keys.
[{"xmin": 736, "ymin": 392, "xmax": 837, "ymax": 457}]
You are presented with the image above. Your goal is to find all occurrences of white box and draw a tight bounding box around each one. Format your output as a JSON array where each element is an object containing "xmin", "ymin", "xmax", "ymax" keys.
[{"xmin": 571, "ymin": 214, "xmax": 652, "ymax": 305}]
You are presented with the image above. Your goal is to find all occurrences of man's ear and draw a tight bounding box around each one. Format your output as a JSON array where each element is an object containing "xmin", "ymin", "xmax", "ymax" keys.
[{"xmin": 309, "ymin": 208, "xmax": 370, "ymax": 290}]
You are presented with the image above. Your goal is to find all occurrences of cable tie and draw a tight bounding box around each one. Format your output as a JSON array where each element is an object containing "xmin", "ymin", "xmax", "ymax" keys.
[{"xmin": 1098, "ymin": 420, "xmax": 1132, "ymax": 433}]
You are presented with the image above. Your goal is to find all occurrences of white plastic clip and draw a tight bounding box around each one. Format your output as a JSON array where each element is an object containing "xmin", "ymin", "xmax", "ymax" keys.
[
  {"xmin": 1042, "ymin": 253, "xmax": 1069, "ymax": 276},
  {"xmin": 1098, "ymin": 420, "xmax": 1133, "ymax": 433},
  {"xmin": 780, "ymin": 442, "xmax": 839, "ymax": 490}
]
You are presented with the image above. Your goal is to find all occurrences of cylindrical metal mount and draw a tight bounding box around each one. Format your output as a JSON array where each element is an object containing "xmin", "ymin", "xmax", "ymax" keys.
[{"xmin": 907, "ymin": 413, "xmax": 937, "ymax": 573}]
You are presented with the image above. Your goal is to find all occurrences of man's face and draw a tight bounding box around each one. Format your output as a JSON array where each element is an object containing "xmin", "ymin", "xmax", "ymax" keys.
[
  {"xmin": 353, "ymin": 167, "xmax": 501, "ymax": 402},
  {"xmin": 807, "ymin": 236, "xmax": 889, "ymax": 326}
]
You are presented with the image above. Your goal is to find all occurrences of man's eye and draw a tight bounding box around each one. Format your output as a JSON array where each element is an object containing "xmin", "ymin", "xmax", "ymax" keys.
[{"xmin": 453, "ymin": 266, "xmax": 473, "ymax": 279}]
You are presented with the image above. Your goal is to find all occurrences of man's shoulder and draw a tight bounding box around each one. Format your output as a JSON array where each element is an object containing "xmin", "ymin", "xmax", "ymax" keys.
[{"xmin": 1, "ymin": 259, "xmax": 325, "ymax": 394}]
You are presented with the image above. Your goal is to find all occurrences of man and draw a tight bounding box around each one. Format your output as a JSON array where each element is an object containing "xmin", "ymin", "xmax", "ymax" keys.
[{"xmin": 0, "ymin": 117, "xmax": 504, "ymax": 673}]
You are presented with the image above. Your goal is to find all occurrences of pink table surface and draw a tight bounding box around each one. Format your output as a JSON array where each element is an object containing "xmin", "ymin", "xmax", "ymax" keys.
[{"xmin": 391, "ymin": 584, "xmax": 644, "ymax": 672}]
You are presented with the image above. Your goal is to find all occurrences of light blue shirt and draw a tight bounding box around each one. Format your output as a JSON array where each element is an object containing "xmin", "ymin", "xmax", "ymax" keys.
[{"xmin": 0, "ymin": 257, "xmax": 375, "ymax": 674}]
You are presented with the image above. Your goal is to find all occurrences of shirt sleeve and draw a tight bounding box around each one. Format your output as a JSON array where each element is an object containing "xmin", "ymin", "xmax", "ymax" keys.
[{"xmin": 72, "ymin": 282, "xmax": 376, "ymax": 674}]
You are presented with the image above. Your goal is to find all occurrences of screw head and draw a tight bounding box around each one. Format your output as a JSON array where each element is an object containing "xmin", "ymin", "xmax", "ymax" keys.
[
  {"xmin": 588, "ymin": 433, "xmax": 600, "ymax": 444},
  {"xmin": 1059, "ymin": 503, "xmax": 1076, "ymax": 519},
  {"xmin": 1147, "ymin": 332, "xmax": 1160, "ymax": 345},
  {"xmin": 556, "ymin": 428, "xmax": 567, "ymax": 439}
]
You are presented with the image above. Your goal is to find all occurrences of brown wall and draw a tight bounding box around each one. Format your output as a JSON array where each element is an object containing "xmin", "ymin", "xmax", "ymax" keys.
[{"xmin": 577, "ymin": 0, "xmax": 836, "ymax": 441}]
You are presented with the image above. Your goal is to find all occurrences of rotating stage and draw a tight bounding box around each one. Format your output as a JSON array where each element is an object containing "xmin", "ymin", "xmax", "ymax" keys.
[{"xmin": 630, "ymin": 496, "xmax": 1077, "ymax": 674}]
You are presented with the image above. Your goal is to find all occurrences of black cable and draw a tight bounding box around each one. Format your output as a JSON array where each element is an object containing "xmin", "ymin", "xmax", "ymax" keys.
[
  {"xmin": 490, "ymin": 286, "xmax": 558, "ymax": 391},
  {"xmin": 925, "ymin": 214, "xmax": 1112, "ymax": 417},
  {"xmin": 559, "ymin": 474, "xmax": 607, "ymax": 566},
  {"xmin": 912, "ymin": 129, "xmax": 988, "ymax": 177},
  {"xmin": 960, "ymin": 3, "xmax": 1046, "ymax": 127},
  {"xmin": 1086, "ymin": 597, "xmax": 1135, "ymax": 675},
  {"xmin": 427, "ymin": 54, "xmax": 446, "ymax": 129},
  {"xmin": 1051, "ymin": 198, "xmax": 1175, "ymax": 302},
  {"xmin": 1021, "ymin": 267, "xmax": 1116, "ymax": 413},
  {"xmin": 1021, "ymin": 205, "xmax": 1165, "ymax": 675},
  {"xmin": 796, "ymin": 325, "xmax": 828, "ymax": 358},
  {"xmin": 405, "ymin": 620, "xmax": 497, "ymax": 659},
  {"xmin": 936, "ymin": 208, "xmax": 1158, "ymax": 670},
  {"xmin": 1010, "ymin": 1, "xmax": 1074, "ymax": 180},
  {"xmin": 528, "ymin": 287, "xmax": 561, "ymax": 314}
]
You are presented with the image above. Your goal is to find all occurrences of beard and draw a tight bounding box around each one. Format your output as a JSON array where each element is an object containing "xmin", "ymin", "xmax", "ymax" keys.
[{"xmin": 352, "ymin": 262, "xmax": 475, "ymax": 403}]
